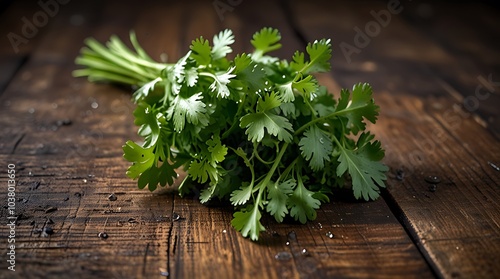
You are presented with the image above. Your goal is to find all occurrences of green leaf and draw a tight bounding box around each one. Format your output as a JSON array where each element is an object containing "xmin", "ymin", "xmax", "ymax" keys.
[
  {"xmin": 158, "ymin": 162, "xmax": 178, "ymax": 187},
  {"xmin": 190, "ymin": 37, "xmax": 211, "ymax": 65},
  {"xmin": 240, "ymin": 110, "xmax": 293, "ymax": 143},
  {"xmin": 251, "ymin": 27, "xmax": 282, "ymax": 60},
  {"xmin": 257, "ymin": 91, "xmax": 281, "ymax": 111},
  {"xmin": 166, "ymin": 92, "xmax": 208, "ymax": 132},
  {"xmin": 207, "ymin": 135, "xmax": 228, "ymax": 163},
  {"xmin": 293, "ymin": 75, "xmax": 318, "ymax": 99},
  {"xmin": 132, "ymin": 77, "xmax": 162, "ymax": 102},
  {"xmin": 212, "ymin": 29, "xmax": 234, "ymax": 60},
  {"xmin": 200, "ymin": 183, "xmax": 217, "ymax": 203},
  {"xmin": 357, "ymin": 132, "xmax": 385, "ymax": 161},
  {"xmin": 133, "ymin": 102, "xmax": 160, "ymax": 147},
  {"xmin": 277, "ymin": 81, "xmax": 294, "ymax": 102},
  {"xmin": 230, "ymin": 182, "xmax": 253, "ymax": 206},
  {"xmin": 290, "ymin": 51, "xmax": 306, "ymax": 74},
  {"xmin": 174, "ymin": 51, "xmax": 190, "ymax": 81},
  {"xmin": 137, "ymin": 162, "xmax": 177, "ymax": 191},
  {"xmin": 336, "ymin": 83, "xmax": 379, "ymax": 134},
  {"xmin": 336, "ymin": 147, "xmax": 388, "ymax": 201},
  {"xmin": 189, "ymin": 159, "xmax": 220, "ymax": 184},
  {"xmin": 185, "ymin": 67, "xmax": 198, "ymax": 87},
  {"xmin": 266, "ymin": 179, "xmax": 295, "ymax": 222},
  {"xmin": 240, "ymin": 93, "xmax": 294, "ymax": 142},
  {"xmin": 312, "ymin": 86, "xmax": 336, "ymax": 117},
  {"xmin": 208, "ymin": 67, "xmax": 236, "ymax": 98},
  {"xmin": 138, "ymin": 165, "xmax": 159, "ymax": 190},
  {"xmin": 291, "ymin": 39, "xmax": 331, "ymax": 74},
  {"xmin": 231, "ymin": 204, "xmax": 265, "ymax": 241},
  {"xmin": 299, "ymin": 125, "xmax": 332, "ymax": 171},
  {"xmin": 122, "ymin": 140, "xmax": 155, "ymax": 179},
  {"xmin": 288, "ymin": 176, "xmax": 321, "ymax": 223},
  {"xmin": 305, "ymin": 39, "xmax": 332, "ymax": 73},
  {"xmin": 233, "ymin": 53, "xmax": 266, "ymax": 92}
]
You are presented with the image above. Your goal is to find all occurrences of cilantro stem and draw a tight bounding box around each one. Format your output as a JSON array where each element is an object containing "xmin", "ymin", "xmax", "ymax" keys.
[
  {"xmin": 260, "ymin": 142, "xmax": 289, "ymax": 188},
  {"xmin": 294, "ymin": 104, "xmax": 370, "ymax": 136},
  {"xmin": 221, "ymin": 95, "xmax": 246, "ymax": 140}
]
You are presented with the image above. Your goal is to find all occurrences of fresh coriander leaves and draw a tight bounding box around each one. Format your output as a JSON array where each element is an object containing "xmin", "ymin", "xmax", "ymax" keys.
[{"xmin": 74, "ymin": 28, "xmax": 388, "ymax": 241}]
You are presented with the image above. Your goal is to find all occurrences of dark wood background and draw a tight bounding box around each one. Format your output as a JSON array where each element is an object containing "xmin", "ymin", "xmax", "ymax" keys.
[{"xmin": 0, "ymin": 0, "xmax": 499, "ymax": 278}]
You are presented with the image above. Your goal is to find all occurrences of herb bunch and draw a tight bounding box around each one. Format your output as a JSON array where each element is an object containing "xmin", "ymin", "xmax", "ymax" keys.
[{"xmin": 74, "ymin": 28, "xmax": 388, "ymax": 240}]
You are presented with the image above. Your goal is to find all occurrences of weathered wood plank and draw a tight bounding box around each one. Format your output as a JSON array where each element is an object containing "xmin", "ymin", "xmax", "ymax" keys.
[
  {"xmin": 291, "ymin": 1, "xmax": 500, "ymax": 278},
  {"xmin": 401, "ymin": 1, "xmax": 500, "ymax": 138},
  {"xmin": 1, "ymin": 0, "xmax": 434, "ymax": 278},
  {"xmin": 377, "ymin": 93, "xmax": 500, "ymax": 279},
  {"xmin": 0, "ymin": 1, "xmax": 42, "ymax": 94}
]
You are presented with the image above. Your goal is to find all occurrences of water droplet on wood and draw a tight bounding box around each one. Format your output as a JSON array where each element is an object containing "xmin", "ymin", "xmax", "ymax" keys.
[
  {"xmin": 98, "ymin": 232, "xmax": 108, "ymax": 239},
  {"xmin": 424, "ymin": 175, "xmax": 441, "ymax": 184},
  {"xmin": 42, "ymin": 227, "xmax": 54, "ymax": 237},
  {"xmin": 172, "ymin": 213, "xmax": 181, "ymax": 221},
  {"xmin": 396, "ymin": 169, "xmax": 404, "ymax": 181},
  {"xmin": 275, "ymin": 251, "xmax": 292, "ymax": 261},
  {"xmin": 326, "ymin": 232, "xmax": 334, "ymax": 239},
  {"xmin": 45, "ymin": 206, "xmax": 57, "ymax": 213},
  {"xmin": 488, "ymin": 161, "xmax": 499, "ymax": 171},
  {"xmin": 159, "ymin": 270, "xmax": 169, "ymax": 277},
  {"xmin": 56, "ymin": 119, "xmax": 72, "ymax": 126},
  {"xmin": 429, "ymin": 184, "xmax": 437, "ymax": 192},
  {"xmin": 108, "ymin": 193, "xmax": 117, "ymax": 201}
]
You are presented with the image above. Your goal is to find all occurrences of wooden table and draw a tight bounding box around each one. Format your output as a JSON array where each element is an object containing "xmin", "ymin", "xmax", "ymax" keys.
[{"xmin": 1, "ymin": 0, "xmax": 499, "ymax": 278}]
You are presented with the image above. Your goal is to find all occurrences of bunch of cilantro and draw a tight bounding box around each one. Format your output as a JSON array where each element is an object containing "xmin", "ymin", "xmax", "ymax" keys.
[{"xmin": 74, "ymin": 28, "xmax": 388, "ymax": 241}]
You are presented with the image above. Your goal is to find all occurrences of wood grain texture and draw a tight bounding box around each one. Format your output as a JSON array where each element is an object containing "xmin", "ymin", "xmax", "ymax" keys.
[{"xmin": 1, "ymin": 0, "xmax": 498, "ymax": 278}]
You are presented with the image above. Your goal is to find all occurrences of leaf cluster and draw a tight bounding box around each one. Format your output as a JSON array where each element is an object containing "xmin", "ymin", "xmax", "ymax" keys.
[{"xmin": 74, "ymin": 28, "xmax": 388, "ymax": 241}]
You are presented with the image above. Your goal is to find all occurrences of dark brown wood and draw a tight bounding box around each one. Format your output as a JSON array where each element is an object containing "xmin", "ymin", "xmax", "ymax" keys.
[{"xmin": 1, "ymin": 0, "xmax": 498, "ymax": 278}]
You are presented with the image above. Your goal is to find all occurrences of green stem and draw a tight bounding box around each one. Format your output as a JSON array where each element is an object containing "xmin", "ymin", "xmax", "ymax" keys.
[
  {"xmin": 258, "ymin": 142, "xmax": 289, "ymax": 190},
  {"xmin": 294, "ymin": 104, "xmax": 369, "ymax": 136},
  {"xmin": 221, "ymin": 94, "xmax": 246, "ymax": 140}
]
